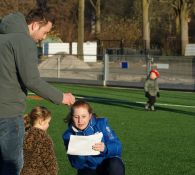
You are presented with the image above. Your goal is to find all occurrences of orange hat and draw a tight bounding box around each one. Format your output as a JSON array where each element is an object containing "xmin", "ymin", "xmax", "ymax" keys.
[{"xmin": 150, "ymin": 69, "xmax": 159, "ymax": 77}]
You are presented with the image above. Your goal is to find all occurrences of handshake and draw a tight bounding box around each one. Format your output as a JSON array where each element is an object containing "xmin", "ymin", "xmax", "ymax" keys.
[{"xmin": 62, "ymin": 93, "xmax": 76, "ymax": 106}]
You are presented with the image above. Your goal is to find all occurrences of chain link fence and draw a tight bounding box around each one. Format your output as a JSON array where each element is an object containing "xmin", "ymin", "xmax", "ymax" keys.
[{"xmin": 38, "ymin": 54, "xmax": 195, "ymax": 91}]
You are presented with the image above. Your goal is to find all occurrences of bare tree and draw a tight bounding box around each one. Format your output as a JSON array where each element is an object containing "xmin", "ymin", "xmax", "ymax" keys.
[
  {"xmin": 89, "ymin": 0, "xmax": 101, "ymax": 39},
  {"xmin": 78, "ymin": 0, "xmax": 85, "ymax": 59},
  {"xmin": 160, "ymin": 0, "xmax": 194, "ymax": 55},
  {"xmin": 142, "ymin": 0, "xmax": 150, "ymax": 52},
  {"xmin": 51, "ymin": 0, "xmax": 78, "ymax": 42},
  {"xmin": 0, "ymin": 0, "xmax": 18, "ymax": 16},
  {"xmin": 172, "ymin": 0, "xmax": 194, "ymax": 55}
]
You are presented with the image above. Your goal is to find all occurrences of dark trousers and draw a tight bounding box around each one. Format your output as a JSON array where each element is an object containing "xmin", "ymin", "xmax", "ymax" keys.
[
  {"xmin": 147, "ymin": 95, "xmax": 156, "ymax": 107},
  {"xmin": 0, "ymin": 116, "xmax": 25, "ymax": 175},
  {"xmin": 77, "ymin": 157, "xmax": 125, "ymax": 175}
]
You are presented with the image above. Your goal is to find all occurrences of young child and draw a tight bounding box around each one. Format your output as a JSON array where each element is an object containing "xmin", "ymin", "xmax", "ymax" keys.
[
  {"xmin": 20, "ymin": 106, "xmax": 58, "ymax": 175},
  {"xmin": 144, "ymin": 69, "xmax": 160, "ymax": 111},
  {"xmin": 63, "ymin": 100, "xmax": 125, "ymax": 175}
]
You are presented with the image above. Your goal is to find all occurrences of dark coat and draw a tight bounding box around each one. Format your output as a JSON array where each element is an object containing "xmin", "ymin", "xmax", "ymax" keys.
[
  {"xmin": 0, "ymin": 12, "xmax": 63, "ymax": 118},
  {"xmin": 21, "ymin": 127, "xmax": 58, "ymax": 175}
]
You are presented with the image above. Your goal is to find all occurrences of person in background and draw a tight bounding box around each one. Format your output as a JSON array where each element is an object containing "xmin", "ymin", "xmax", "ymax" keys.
[
  {"xmin": 0, "ymin": 7, "xmax": 75, "ymax": 175},
  {"xmin": 144, "ymin": 69, "xmax": 160, "ymax": 111},
  {"xmin": 63, "ymin": 100, "xmax": 125, "ymax": 175},
  {"xmin": 21, "ymin": 106, "xmax": 58, "ymax": 175}
]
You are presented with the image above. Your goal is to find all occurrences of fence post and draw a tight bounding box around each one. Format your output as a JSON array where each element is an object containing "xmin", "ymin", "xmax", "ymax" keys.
[
  {"xmin": 103, "ymin": 54, "xmax": 109, "ymax": 86},
  {"xmin": 57, "ymin": 55, "xmax": 61, "ymax": 78},
  {"xmin": 146, "ymin": 53, "xmax": 153, "ymax": 76}
]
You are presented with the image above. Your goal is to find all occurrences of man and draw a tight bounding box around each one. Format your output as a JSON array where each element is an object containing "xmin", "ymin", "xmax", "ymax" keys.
[{"xmin": 0, "ymin": 8, "xmax": 75, "ymax": 175}]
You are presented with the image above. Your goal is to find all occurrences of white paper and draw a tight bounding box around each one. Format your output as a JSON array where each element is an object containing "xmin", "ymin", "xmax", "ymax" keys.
[{"xmin": 67, "ymin": 132, "xmax": 103, "ymax": 155}]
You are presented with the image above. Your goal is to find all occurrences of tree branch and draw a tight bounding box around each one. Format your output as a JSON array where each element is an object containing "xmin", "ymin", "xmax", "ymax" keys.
[{"xmin": 89, "ymin": 0, "xmax": 96, "ymax": 9}]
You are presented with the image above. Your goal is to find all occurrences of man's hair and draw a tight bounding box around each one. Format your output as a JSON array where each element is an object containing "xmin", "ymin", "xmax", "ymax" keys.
[{"xmin": 25, "ymin": 7, "xmax": 55, "ymax": 25}]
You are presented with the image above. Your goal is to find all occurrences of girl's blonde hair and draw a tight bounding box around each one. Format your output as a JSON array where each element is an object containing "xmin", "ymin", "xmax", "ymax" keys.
[
  {"xmin": 65, "ymin": 100, "xmax": 96, "ymax": 125},
  {"xmin": 23, "ymin": 106, "xmax": 51, "ymax": 131}
]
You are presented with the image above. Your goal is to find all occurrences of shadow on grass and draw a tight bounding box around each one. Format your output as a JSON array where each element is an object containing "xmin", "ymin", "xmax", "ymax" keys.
[
  {"xmin": 156, "ymin": 106, "xmax": 195, "ymax": 117},
  {"xmin": 74, "ymin": 94, "xmax": 144, "ymax": 111},
  {"xmin": 74, "ymin": 94, "xmax": 195, "ymax": 117}
]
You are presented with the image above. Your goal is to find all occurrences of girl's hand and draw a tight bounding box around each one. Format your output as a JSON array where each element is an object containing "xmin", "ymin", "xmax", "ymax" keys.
[{"xmin": 92, "ymin": 142, "xmax": 105, "ymax": 152}]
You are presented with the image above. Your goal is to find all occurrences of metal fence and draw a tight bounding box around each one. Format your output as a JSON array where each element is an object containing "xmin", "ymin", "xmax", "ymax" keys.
[{"xmin": 39, "ymin": 54, "xmax": 195, "ymax": 91}]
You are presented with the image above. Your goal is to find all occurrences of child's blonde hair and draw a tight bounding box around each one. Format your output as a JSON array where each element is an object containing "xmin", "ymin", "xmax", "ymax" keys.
[{"xmin": 23, "ymin": 106, "xmax": 51, "ymax": 131}]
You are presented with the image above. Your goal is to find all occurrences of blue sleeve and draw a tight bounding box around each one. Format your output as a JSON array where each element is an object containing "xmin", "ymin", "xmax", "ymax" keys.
[
  {"xmin": 62, "ymin": 130, "xmax": 71, "ymax": 150},
  {"xmin": 101, "ymin": 119, "xmax": 122, "ymax": 157}
]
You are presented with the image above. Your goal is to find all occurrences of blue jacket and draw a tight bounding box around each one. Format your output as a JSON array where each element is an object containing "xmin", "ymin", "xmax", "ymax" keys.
[{"xmin": 62, "ymin": 116, "xmax": 122, "ymax": 170}]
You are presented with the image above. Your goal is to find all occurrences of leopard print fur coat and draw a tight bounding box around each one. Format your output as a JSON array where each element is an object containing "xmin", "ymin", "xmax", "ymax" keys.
[{"xmin": 20, "ymin": 127, "xmax": 58, "ymax": 175}]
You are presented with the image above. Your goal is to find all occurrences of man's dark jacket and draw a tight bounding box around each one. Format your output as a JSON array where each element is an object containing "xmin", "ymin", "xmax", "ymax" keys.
[{"xmin": 0, "ymin": 12, "xmax": 63, "ymax": 118}]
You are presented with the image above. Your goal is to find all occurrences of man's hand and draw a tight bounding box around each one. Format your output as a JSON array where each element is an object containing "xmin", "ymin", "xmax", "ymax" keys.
[{"xmin": 62, "ymin": 93, "xmax": 75, "ymax": 106}]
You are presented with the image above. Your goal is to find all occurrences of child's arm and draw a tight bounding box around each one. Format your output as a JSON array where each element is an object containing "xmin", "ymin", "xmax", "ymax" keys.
[
  {"xmin": 155, "ymin": 80, "xmax": 160, "ymax": 97},
  {"xmin": 144, "ymin": 80, "xmax": 150, "ymax": 97}
]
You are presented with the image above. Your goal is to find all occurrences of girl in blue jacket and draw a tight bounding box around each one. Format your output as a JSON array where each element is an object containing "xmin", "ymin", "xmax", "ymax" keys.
[{"xmin": 63, "ymin": 100, "xmax": 125, "ymax": 175}]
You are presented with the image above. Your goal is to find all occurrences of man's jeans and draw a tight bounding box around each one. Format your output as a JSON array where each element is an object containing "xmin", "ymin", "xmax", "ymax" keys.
[{"xmin": 0, "ymin": 116, "xmax": 25, "ymax": 175}]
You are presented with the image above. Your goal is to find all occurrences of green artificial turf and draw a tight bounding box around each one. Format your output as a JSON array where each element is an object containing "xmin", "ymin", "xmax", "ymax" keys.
[{"xmin": 26, "ymin": 83, "xmax": 195, "ymax": 175}]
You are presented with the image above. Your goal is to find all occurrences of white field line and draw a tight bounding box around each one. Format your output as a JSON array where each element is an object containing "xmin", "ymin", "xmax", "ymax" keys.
[
  {"xmin": 28, "ymin": 93, "xmax": 195, "ymax": 109},
  {"xmin": 136, "ymin": 101, "xmax": 195, "ymax": 109}
]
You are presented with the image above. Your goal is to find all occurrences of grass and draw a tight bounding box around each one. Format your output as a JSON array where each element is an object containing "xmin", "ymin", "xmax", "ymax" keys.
[{"xmin": 26, "ymin": 83, "xmax": 195, "ymax": 175}]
